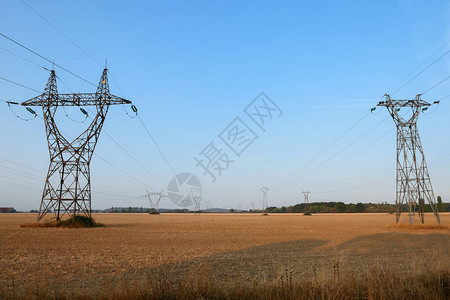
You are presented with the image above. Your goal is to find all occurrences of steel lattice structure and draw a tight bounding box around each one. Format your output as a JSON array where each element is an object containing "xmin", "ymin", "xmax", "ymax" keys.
[
  {"xmin": 142, "ymin": 190, "xmax": 166, "ymax": 214},
  {"xmin": 22, "ymin": 68, "xmax": 131, "ymax": 221},
  {"xmin": 302, "ymin": 191, "xmax": 310, "ymax": 214},
  {"xmin": 261, "ymin": 187, "xmax": 269, "ymax": 213},
  {"xmin": 377, "ymin": 94, "xmax": 440, "ymax": 225},
  {"xmin": 191, "ymin": 187, "xmax": 202, "ymax": 212}
]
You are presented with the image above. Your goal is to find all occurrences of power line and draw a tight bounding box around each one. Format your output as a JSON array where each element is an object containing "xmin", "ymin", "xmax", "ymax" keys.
[
  {"xmin": 421, "ymin": 75, "xmax": 450, "ymax": 95},
  {"xmin": 0, "ymin": 46, "xmax": 49, "ymax": 71},
  {"xmin": 301, "ymin": 128, "xmax": 394, "ymax": 186},
  {"xmin": 387, "ymin": 40, "xmax": 450, "ymax": 95},
  {"xmin": 0, "ymin": 32, "xmax": 97, "ymax": 87},
  {"xmin": 0, "ymin": 76, "xmax": 41, "ymax": 93},
  {"xmin": 137, "ymin": 114, "xmax": 178, "ymax": 177},
  {"xmin": 99, "ymin": 122, "xmax": 167, "ymax": 188},
  {"xmin": 0, "ymin": 179, "xmax": 41, "ymax": 191},
  {"xmin": 272, "ymin": 111, "xmax": 371, "ymax": 190},
  {"xmin": 275, "ymin": 115, "xmax": 389, "ymax": 191},
  {"xmin": 20, "ymin": 0, "xmax": 103, "ymax": 68},
  {"xmin": 0, "ymin": 163, "xmax": 43, "ymax": 179},
  {"xmin": 391, "ymin": 50, "xmax": 450, "ymax": 96},
  {"xmin": 20, "ymin": 1, "xmax": 127, "ymax": 99}
]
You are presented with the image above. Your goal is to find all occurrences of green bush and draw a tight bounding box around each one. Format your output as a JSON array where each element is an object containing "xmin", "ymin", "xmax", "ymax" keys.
[{"xmin": 56, "ymin": 215, "xmax": 103, "ymax": 228}]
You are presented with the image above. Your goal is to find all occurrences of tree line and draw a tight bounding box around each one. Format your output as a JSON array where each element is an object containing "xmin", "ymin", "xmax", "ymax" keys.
[{"xmin": 264, "ymin": 196, "xmax": 448, "ymax": 214}]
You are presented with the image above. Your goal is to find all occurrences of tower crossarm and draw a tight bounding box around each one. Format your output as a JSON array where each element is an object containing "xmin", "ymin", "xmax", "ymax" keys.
[
  {"xmin": 376, "ymin": 94, "xmax": 432, "ymax": 126},
  {"xmin": 21, "ymin": 93, "xmax": 131, "ymax": 107},
  {"xmin": 376, "ymin": 94, "xmax": 431, "ymax": 109}
]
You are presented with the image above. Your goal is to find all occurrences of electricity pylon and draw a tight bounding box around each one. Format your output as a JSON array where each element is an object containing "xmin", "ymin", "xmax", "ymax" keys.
[
  {"xmin": 377, "ymin": 94, "xmax": 440, "ymax": 225},
  {"xmin": 302, "ymin": 191, "xmax": 310, "ymax": 213},
  {"xmin": 21, "ymin": 68, "xmax": 131, "ymax": 221},
  {"xmin": 191, "ymin": 187, "xmax": 202, "ymax": 212},
  {"xmin": 142, "ymin": 190, "xmax": 167, "ymax": 214},
  {"xmin": 261, "ymin": 187, "xmax": 269, "ymax": 213}
]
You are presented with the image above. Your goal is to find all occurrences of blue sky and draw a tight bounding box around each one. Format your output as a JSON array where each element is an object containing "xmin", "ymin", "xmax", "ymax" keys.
[{"xmin": 1, "ymin": 0, "xmax": 450, "ymax": 211}]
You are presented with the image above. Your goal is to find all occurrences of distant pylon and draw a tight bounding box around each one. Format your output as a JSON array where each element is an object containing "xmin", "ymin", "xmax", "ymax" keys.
[
  {"xmin": 377, "ymin": 94, "xmax": 440, "ymax": 224},
  {"xmin": 302, "ymin": 191, "xmax": 310, "ymax": 213},
  {"xmin": 21, "ymin": 68, "xmax": 132, "ymax": 221},
  {"xmin": 142, "ymin": 190, "xmax": 167, "ymax": 214},
  {"xmin": 191, "ymin": 187, "xmax": 202, "ymax": 212},
  {"xmin": 261, "ymin": 187, "xmax": 269, "ymax": 213}
]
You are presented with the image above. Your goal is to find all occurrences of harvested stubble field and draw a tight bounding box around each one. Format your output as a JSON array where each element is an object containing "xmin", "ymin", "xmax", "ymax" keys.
[{"xmin": 0, "ymin": 213, "xmax": 449, "ymax": 299}]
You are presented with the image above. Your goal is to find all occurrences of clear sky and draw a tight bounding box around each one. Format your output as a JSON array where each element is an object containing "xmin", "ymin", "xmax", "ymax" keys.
[{"xmin": 1, "ymin": 0, "xmax": 450, "ymax": 211}]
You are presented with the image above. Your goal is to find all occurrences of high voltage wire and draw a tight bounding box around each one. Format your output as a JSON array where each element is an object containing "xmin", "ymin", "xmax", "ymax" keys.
[
  {"xmin": 98, "ymin": 121, "xmax": 167, "ymax": 188},
  {"xmin": 387, "ymin": 40, "xmax": 450, "ymax": 95},
  {"xmin": 0, "ymin": 173, "xmax": 42, "ymax": 187},
  {"xmin": 315, "ymin": 173, "xmax": 392, "ymax": 195},
  {"xmin": 0, "ymin": 179, "xmax": 40, "ymax": 191},
  {"xmin": 272, "ymin": 111, "xmax": 371, "ymax": 190},
  {"xmin": 421, "ymin": 75, "xmax": 450, "ymax": 95},
  {"xmin": 0, "ymin": 32, "xmax": 97, "ymax": 87},
  {"xmin": 103, "ymin": 124, "xmax": 168, "ymax": 185},
  {"xmin": 0, "ymin": 163, "xmax": 43, "ymax": 179},
  {"xmin": 318, "ymin": 153, "xmax": 450, "ymax": 195},
  {"xmin": 0, "ymin": 76, "xmax": 41, "ymax": 93},
  {"xmin": 275, "ymin": 117, "xmax": 390, "ymax": 192},
  {"xmin": 20, "ymin": 0, "xmax": 127, "ymax": 99},
  {"xmin": 137, "ymin": 114, "xmax": 178, "ymax": 178},
  {"xmin": 274, "ymin": 115, "xmax": 388, "ymax": 190},
  {"xmin": 20, "ymin": 0, "xmax": 103, "ymax": 68},
  {"xmin": 0, "ymin": 45, "xmax": 49, "ymax": 71},
  {"xmin": 300, "ymin": 128, "xmax": 395, "ymax": 186},
  {"xmin": 390, "ymin": 50, "xmax": 450, "ymax": 96},
  {"xmin": 0, "ymin": 157, "xmax": 43, "ymax": 174}
]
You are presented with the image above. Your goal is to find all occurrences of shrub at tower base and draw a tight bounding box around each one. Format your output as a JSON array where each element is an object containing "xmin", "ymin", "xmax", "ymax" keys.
[{"xmin": 20, "ymin": 215, "xmax": 104, "ymax": 228}]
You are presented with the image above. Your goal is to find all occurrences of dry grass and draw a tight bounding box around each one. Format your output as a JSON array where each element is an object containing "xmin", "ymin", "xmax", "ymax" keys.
[{"xmin": 0, "ymin": 213, "xmax": 448, "ymax": 299}]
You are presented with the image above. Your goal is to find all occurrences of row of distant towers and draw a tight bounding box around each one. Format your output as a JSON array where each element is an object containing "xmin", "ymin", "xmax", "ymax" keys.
[{"xmin": 19, "ymin": 67, "xmax": 441, "ymax": 224}]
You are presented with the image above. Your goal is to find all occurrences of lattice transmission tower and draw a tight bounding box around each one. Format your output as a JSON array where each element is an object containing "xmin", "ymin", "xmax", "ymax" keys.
[
  {"xmin": 261, "ymin": 187, "xmax": 269, "ymax": 213},
  {"xmin": 191, "ymin": 187, "xmax": 202, "ymax": 212},
  {"xmin": 142, "ymin": 190, "xmax": 167, "ymax": 214},
  {"xmin": 302, "ymin": 191, "xmax": 310, "ymax": 214},
  {"xmin": 377, "ymin": 94, "xmax": 440, "ymax": 225},
  {"xmin": 21, "ymin": 68, "xmax": 131, "ymax": 221}
]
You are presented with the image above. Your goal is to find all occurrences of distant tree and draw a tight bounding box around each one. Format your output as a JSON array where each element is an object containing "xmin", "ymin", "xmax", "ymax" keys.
[
  {"xmin": 321, "ymin": 206, "xmax": 330, "ymax": 213},
  {"xmin": 356, "ymin": 203, "xmax": 365, "ymax": 213},
  {"xmin": 348, "ymin": 204, "xmax": 357, "ymax": 213},
  {"xmin": 336, "ymin": 202, "xmax": 346, "ymax": 213},
  {"xmin": 292, "ymin": 204, "xmax": 303, "ymax": 213},
  {"xmin": 365, "ymin": 206, "xmax": 377, "ymax": 213},
  {"xmin": 229, "ymin": 209, "xmax": 235, "ymax": 213}
]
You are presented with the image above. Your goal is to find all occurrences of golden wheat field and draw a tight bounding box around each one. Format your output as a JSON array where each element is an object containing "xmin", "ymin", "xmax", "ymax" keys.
[{"xmin": 0, "ymin": 213, "xmax": 449, "ymax": 299}]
